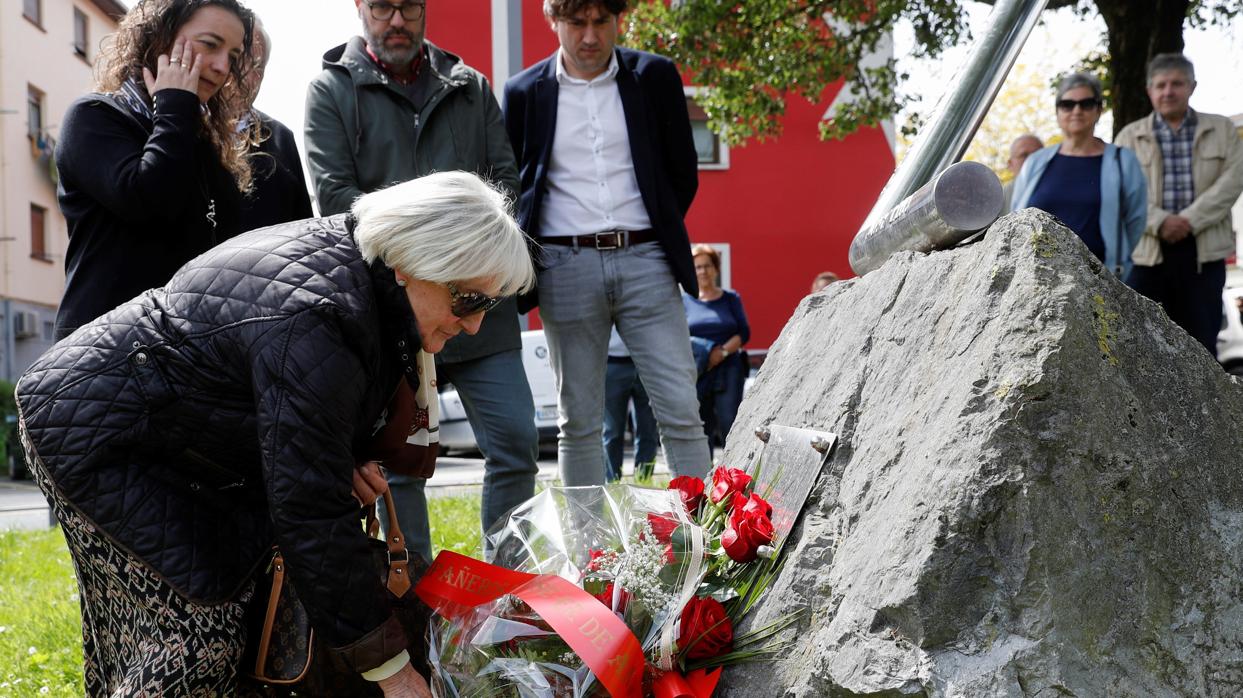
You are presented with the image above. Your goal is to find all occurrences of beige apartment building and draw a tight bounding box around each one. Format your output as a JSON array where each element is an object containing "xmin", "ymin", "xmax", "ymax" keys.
[{"xmin": 0, "ymin": 0, "xmax": 122, "ymax": 381}]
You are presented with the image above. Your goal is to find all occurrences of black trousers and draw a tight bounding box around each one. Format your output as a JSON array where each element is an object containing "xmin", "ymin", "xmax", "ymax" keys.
[{"xmin": 1126, "ymin": 236, "xmax": 1225, "ymax": 359}]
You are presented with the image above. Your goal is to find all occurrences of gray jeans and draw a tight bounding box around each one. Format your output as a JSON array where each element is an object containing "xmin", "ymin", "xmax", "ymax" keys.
[{"xmin": 538, "ymin": 240, "xmax": 709, "ymax": 486}]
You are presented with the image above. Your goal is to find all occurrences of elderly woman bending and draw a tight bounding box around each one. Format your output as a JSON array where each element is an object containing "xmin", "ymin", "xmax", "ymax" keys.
[{"xmin": 16, "ymin": 172, "xmax": 534, "ymax": 697}]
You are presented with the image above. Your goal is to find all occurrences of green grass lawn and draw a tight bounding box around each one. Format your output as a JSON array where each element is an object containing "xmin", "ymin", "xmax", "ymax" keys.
[
  {"xmin": 0, "ymin": 492, "xmax": 485, "ymax": 697},
  {"xmin": 0, "ymin": 527, "xmax": 81, "ymax": 696},
  {"xmin": 0, "ymin": 477, "xmax": 667, "ymax": 696}
]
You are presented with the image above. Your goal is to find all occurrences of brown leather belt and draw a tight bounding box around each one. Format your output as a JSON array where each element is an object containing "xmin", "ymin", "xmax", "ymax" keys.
[{"xmin": 540, "ymin": 229, "xmax": 658, "ymax": 249}]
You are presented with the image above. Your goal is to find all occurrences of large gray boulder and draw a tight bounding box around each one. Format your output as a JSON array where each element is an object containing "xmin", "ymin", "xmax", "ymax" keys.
[{"xmin": 719, "ymin": 209, "xmax": 1243, "ymax": 696}]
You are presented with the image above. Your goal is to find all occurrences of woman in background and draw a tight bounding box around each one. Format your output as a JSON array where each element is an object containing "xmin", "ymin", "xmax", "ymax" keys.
[
  {"xmin": 683, "ymin": 243, "xmax": 751, "ymax": 449},
  {"xmin": 54, "ymin": 0, "xmax": 258, "ymax": 338},
  {"xmin": 1010, "ymin": 72, "xmax": 1147, "ymax": 278}
]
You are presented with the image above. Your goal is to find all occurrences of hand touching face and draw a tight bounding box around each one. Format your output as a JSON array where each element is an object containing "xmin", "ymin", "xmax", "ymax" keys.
[{"xmin": 143, "ymin": 5, "xmax": 245, "ymax": 103}]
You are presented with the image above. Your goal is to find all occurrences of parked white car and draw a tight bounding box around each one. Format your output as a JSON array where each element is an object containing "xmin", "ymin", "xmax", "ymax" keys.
[
  {"xmin": 438, "ymin": 330, "xmax": 559, "ymax": 454},
  {"xmin": 1218, "ymin": 287, "xmax": 1243, "ymax": 376}
]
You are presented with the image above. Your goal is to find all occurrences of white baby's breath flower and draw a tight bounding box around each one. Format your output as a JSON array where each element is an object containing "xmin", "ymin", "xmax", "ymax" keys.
[
  {"xmin": 39, "ymin": 686, "xmax": 50, "ymax": 694},
  {"xmin": 756, "ymin": 545, "xmax": 776, "ymax": 559},
  {"xmin": 27, "ymin": 647, "xmax": 36, "ymax": 655},
  {"xmin": 594, "ymin": 519, "xmax": 675, "ymax": 611}
]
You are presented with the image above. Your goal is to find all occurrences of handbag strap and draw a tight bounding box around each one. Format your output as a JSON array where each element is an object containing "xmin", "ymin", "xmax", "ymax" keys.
[
  {"xmin": 253, "ymin": 550, "xmax": 286, "ymax": 677},
  {"xmin": 380, "ymin": 489, "xmax": 413, "ymax": 597}
]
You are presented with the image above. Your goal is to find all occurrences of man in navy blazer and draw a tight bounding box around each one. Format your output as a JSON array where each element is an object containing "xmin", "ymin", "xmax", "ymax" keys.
[{"xmin": 502, "ymin": 0, "xmax": 710, "ymax": 487}]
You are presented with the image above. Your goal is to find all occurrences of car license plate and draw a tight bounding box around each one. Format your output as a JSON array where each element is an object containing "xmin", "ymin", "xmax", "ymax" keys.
[{"xmin": 536, "ymin": 406, "xmax": 558, "ymax": 421}]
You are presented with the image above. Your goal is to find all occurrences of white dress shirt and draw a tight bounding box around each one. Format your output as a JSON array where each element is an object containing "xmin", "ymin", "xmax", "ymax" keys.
[{"xmin": 537, "ymin": 50, "xmax": 652, "ymax": 238}]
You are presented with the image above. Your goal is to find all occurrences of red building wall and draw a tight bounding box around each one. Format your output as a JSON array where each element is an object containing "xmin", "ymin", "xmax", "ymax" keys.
[
  {"xmin": 432, "ymin": 8, "xmax": 894, "ymax": 349},
  {"xmin": 687, "ymin": 97, "xmax": 893, "ymax": 348},
  {"xmin": 426, "ymin": 0, "xmax": 492, "ymax": 76}
]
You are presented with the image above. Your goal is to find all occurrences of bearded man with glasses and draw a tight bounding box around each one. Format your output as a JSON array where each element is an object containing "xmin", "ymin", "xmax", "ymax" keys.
[{"xmin": 306, "ymin": 0, "xmax": 534, "ymax": 566}]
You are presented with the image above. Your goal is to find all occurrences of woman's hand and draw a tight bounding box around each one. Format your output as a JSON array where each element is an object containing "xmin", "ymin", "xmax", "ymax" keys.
[
  {"xmin": 377, "ymin": 663, "xmax": 433, "ymax": 698},
  {"xmin": 707, "ymin": 345, "xmax": 727, "ymax": 370},
  {"xmin": 142, "ymin": 37, "xmax": 202, "ymax": 98},
  {"xmin": 352, "ymin": 460, "xmax": 389, "ymax": 507}
]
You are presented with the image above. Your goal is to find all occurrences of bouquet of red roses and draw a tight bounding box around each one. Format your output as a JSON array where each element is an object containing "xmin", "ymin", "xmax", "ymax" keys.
[{"xmin": 415, "ymin": 459, "xmax": 810, "ymax": 697}]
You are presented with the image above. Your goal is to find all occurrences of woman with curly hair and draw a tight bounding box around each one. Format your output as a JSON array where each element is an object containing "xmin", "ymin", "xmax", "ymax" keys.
[{"xmin": 54, "ymin": 0, "xmax": 257, "ymax": 339}]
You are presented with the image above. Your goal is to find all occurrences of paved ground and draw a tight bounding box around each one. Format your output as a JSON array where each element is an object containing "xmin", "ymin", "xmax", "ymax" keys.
[
  {"xmin": 0, "ymin": 480, "xmax": 56, "ymax": 531},
  {"xmin": 0, "ymin": 447, "xmax": 669, "ymax": 531}
]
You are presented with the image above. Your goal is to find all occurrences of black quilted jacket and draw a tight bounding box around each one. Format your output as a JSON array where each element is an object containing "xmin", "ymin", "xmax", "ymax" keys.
[{"xmin": 17, "ymin": 214, "xmax": 417, "ymax": 672}]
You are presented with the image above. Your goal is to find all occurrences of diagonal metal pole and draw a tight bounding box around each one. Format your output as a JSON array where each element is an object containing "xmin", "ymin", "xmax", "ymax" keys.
[{"xmin": 848, "ymin": 0, "xmax": 1050, "ymax": 276}]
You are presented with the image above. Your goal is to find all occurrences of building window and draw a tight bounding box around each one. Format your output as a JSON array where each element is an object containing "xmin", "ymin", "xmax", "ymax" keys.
[
  {"xmin": 30, "ymin": 204, "xmax": 49, "ymax": 262},
  {"xmin": 27, "ymin": 85, "xmax": 44, "ymax": 141},
  {"xmin": 23, "ymin": 0, "xmax": 42, "ymax": 27},
  {"xmin": 73, "ymin": 8, "xmax": 89, "ymax": 58},
  {"xmin": 684, "ymin": 90, "xmax": 729, "ymax": 170}
]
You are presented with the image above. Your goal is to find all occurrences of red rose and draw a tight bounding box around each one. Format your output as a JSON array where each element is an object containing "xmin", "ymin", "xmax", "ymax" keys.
[
  {"xmin": 678, "ymin": 596, "xmax": 733, "ymax": 659},
  {"xmin": 721, "ymin": 503, "xmax": 775, "ymax": 563},
  {"xmin": 594, "ymin": 582, "xmax": 630, "ymax": 612},
  {"xmin": 731, "ymin": 491, "xmax": 773, "ymax": 519},
  {"xmin": 709, "ymin": 467, "xmax": 752, "ymax": 504},
  {"xmin": 647, "ymin": 512, "xmax": 680, "ymax": 545},
  {"xmin": 668, "ymin": 476, "xmax": 706, "ymax": 514}
]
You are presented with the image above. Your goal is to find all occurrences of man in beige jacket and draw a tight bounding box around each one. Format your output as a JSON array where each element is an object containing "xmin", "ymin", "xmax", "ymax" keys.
[{"xmin": 1115, "ymin": 53, "xmax": 1243, "ymax": 358}]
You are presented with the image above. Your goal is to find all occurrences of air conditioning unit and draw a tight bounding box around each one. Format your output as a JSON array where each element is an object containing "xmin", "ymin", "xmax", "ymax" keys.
[{"xmin": 13, "ymin": 311, "xmax": 39, "ymax": 339}]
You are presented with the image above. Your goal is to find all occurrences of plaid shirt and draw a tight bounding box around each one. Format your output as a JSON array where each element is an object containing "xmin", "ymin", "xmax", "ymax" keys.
[{"xmin": 1153, "ymin": 109, "xmax": 1198, "ymax": 213}]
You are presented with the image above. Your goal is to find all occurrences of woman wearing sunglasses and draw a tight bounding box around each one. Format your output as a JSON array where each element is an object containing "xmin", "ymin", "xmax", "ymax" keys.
[
  {"xmin": 15, "ymin": 172, "xmax": 532, "ymax": 697},
  {"xmin": 1010, "ymin": 72, "xmax": 1147, "ymax": 278}
]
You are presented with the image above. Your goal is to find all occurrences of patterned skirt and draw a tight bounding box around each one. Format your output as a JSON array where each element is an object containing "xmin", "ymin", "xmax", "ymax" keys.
[{"xmin": 19, "ymin": 422, "xmax": 252, "ymax": 697}]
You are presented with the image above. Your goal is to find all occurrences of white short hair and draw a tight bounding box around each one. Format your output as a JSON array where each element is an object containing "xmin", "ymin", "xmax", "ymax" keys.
[{"xmin": 352, "ymin": 172, "xmax": 536, "ymax": 296}]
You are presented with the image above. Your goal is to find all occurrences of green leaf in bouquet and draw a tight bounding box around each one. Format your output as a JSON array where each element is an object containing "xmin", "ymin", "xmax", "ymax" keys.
[
  {"xmin": 730, "ymin": 610, "xmax": 802, "ymax": 651},
  {"xmin": 696, "ymin": 575, "xmax": 742, "ymax": 603},
  {"xmin": 582, "ymin": 575, "xmax": 612, "ymax": 597},
  {"xmin": 622, "ymin": 597, "xmax": 657, "ymax": 638},
  {"xmin": 722, "ymin": 552, "xmax": 785, "ymax": 618},
  {"xmin": 669, "ymin": 523, "xmax": 693, "ymax": 560},
  {"xmin": 512, "ymin": 637, "xmax": 578, "ymax": 665}
]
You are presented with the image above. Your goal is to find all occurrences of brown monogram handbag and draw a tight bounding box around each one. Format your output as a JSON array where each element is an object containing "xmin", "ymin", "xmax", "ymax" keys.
[{"xmin": 241, "ymin": 488, "xmax": 432, "ymax": 696}]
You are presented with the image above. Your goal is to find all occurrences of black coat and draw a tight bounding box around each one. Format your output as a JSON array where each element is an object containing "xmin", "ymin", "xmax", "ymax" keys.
[
  {"xmin": 501, "ymin": 47, "xmax": 700, "ymax": 311},
  {"xmin": 17, "ymin": 215, "xmax": 417, "ymax": 672},
  {"xmin": 55, "ymin": 89, "xmax": 244, "ymax": 338},
  {"xmin": 239, "ymin": 110, "xmax": 313, "ymax": 231}
]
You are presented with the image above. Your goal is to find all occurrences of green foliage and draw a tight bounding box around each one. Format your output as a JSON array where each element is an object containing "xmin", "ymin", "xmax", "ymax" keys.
[
  {"xmin": 624, "ymin": 0, "xmax": 1241, "ymax": 146},
  {"xmin": 1187, "ymin": 0, "xmax": 1243, "ymax": 27},
  {"xmin": 1065, "ymin": 51, "xmax": 1113, "ymax": 110},
  {"xmin": 0, "ymin": 380, "xmax": 15, "ymax": 418},
  {"xmin": 0, "ymin": 379, "xmax": 15, "ymax": 465},
  {"xmin": 626, "ymin": 0, "xmax": 966, "ymax": 144}
]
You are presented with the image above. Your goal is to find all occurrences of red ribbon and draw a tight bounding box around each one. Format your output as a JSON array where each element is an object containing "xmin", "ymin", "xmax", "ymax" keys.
[
  {"xmin": 653, "ymin": 667, "xmax": 722, "ymax": 698},
  {"xmin": 415, "ymin": 550, "xmax": 645, "ymax": 698}
]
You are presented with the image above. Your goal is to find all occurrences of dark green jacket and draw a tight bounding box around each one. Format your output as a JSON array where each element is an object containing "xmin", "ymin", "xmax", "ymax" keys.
[{"xmin": 305, "ymin": 38, "xmax": 521, "ymax": 363}]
